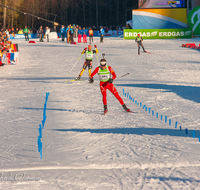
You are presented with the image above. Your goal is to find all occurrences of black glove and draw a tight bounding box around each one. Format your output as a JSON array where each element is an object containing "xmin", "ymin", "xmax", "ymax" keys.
[
  {"xmin": 109, "ymin": 78, "xmax": 113, "ymax": 84},
  {"xmin": 89, "ymin": 78, "xmax": 94, "ymax": 83}
]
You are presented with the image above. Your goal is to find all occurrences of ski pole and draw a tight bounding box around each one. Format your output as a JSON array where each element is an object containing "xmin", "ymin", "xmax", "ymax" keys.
[
  {"xmin": 66, "ymin": 54, "xmax": 83, "ymax": 77},
  {"xmin": 94, "ymin": 44, "xmax": 99, "ymax": 66},
  {"xmin": 96, "ymin": 53, "xmax": 99, "ymax": 66},
  {"xmin": 120, "ymin": 73, "xmax": 129, "ymax": 78}
]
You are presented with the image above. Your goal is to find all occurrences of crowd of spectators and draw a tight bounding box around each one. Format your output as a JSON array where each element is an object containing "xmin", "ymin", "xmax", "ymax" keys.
[
  {"xmin": 57, "ymin": 24, "xmax": 125, "ymax": 43},
  {"xmin": 0, "ymin": 30, "xmax": 17, "ymax": 66},
  {"xmin": 2, "ymin": 24, "xmax": 125, "ymax": 38}
]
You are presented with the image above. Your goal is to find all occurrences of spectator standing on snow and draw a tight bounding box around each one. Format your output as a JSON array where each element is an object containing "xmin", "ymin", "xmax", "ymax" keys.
[
  {"xmin": 45, "ymin": 26, "xmax": 50, "ymax": 42},
  {"xmin": 67, "ymin": 25, "xmax": 70, "ymax": 43},
  {"xmin": 89, "ymin": 28, "xmax": 93, "ymax": 44},
  {"xmin": 70, "ymin": 26, "xmax": 74, "ymax": 42},
  {"xmin": 60, "ymin": 25, "xmax": 65, "ymax": 41},
  {"xmin": 73, "ymin": 24, "xmax": 77, "ymax": 38},
  {"xmin": 75, "ymin": 25, "xmax": 79, "ymax": 38},
  {"xmin": 65, "ymin": 26, "xmax": 69, "ymax": 42},
  {"xmin": 78, "ymin": 26, "xmax": 82, "ymax": 43},
  {"xmin": 23, "ymin": 26, "xmax": 29, "ymax": 41},
  {"xmin": 82, "ymin": 27, "xmax": 87, "ymax": 43},
  {"xmin": 100, "ymin": 26, "xmax": 105, "ymax": 43},
  {"xmin": 38, "ymin": 26, "xmax": 44, "ymax": 42}
]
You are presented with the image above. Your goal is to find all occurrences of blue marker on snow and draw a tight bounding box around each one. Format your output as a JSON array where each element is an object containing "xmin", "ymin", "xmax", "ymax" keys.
[
  {"xmin": 149, "ymin": 108, "xmax": 151, "ymax": 114},
  {"xmin": 123, "ymin": 89, "xmax": 124, "ymax": 95},
  {"xmin": 169, "ymin": 119, "xmax": 171, "ymax": 126},
  {"xmin": 161, "ymin": 115, "xmax": 163, "ymax": 121},
  {"xmin": 152, "ymin": 110, "xmax": 154, "ymax": 116},
  {"xmin": 156, "ymin": 113, "xmax": 158, "ymax": 118},
  {"xmin": 193, "ymin": 131, "xmax": 195, "ymax": 138},
  {"xmin": 40, "ymin": 142, "xmax": 43, "ymax": 159},
  {"xmin": 140, "ymin": 102, "xmax": 142, "ymax": 107},
  {"xmin": 39, "ymin": 124, "xmax": 42, "ymax": 138},
  {"xmin": 165, "ymin": 116, "xmax": 167, "ymax": 123},
  {"xmin": 46, "ymin": 92, "xmax": 49, "ymax": 102},
  {"xmin": 185, "ymin": 128, "xmax": 188, "ymax": 134},
  {"xmin": 175, "ymin": 121, "xmax": 178, "ymax": 128}
]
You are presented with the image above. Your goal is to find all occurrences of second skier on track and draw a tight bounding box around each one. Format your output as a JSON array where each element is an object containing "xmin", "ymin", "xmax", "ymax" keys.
[
  {"xmin": 76, "ymin": 44, "xmax": 98, "ymax": 82},
  {"xmin": 135, "ymin": 33, "xmax": 146, "ymax": 55}
]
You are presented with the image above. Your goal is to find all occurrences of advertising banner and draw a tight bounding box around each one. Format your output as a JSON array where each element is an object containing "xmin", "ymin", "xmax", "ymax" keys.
[
  {"xmin": 187, "ymin": 6, "xmax": 200, "ymax": 36},
  {"xmin": 124, "ymin": 29, "xmax": 192, "ymax": 39},
  {"xmin": 138, "ymin": 0, "xmax": 186, "ymax": 8},
  {"xmin": 9, "ymin": 33, "xmax": 39, "ymax": 39},
  {"xmin": 6, "ymin": 52, "xmax": 19, "ymax": 65},
  {"xmin": 132, "ymin": 8, "xmax": 187, "ymax": 29}
]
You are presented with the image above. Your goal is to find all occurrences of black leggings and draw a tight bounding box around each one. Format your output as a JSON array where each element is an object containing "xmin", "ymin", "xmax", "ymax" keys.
[
  {"xmin": 138, "ymin": 43, "xmax": 145, "ymax": 54},
  {"xmin": 83, "ymin": 60, "xmax": 92, "ymax": 70}
]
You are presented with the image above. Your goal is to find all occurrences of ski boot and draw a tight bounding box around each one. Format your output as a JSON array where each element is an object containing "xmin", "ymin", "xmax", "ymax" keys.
[
  {"xmin": 122, "ymin": 104, "xmax": 130, "ymax": 112},
  {"xmin": 104, "ymin": 105, "xmax": 108, "ymax": 115},
  {"xmin": 89, "ymin": 78, "xmax": 94, "ymax": 83},
  {"xmin": 76, "ymin": 76, "xmax": 81, "ymax": 81}
]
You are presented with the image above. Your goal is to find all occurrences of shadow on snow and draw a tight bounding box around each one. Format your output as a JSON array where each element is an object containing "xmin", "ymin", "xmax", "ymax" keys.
[
  {"xmin": 116, "ymin": 83, "xmax": 200, "ymax": 103},
  {"xmin": 52, "ymin": 127, "xmax": 200, "ymax": 139}
]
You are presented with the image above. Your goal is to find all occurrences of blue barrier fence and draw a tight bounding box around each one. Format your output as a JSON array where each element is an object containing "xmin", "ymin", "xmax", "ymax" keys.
[
  {"xmin": 123, "ymin": 88, "xmax": 197, "ymax": 141},
  {"xmin": 9, "ymin": 33, "xmax": 40, "ymax": 39}
]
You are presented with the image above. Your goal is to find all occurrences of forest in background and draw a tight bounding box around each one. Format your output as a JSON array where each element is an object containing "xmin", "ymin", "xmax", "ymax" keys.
[{"xmin": 0, "ymin": 0, "xmax": 138, "ymax": 30}]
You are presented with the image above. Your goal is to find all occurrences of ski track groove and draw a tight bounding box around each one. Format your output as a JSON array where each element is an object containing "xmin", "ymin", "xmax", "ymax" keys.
[
  {"xmin": 112, "ymin": 170, "xmax": 123, "ymax": 190},
  {"xmin": 139, "ymin": 172, "xmax": 146, "ymax": 190}
]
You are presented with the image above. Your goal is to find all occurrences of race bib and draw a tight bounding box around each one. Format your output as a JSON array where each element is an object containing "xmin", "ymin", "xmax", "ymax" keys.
[
  {"xmin": 85, "ymin": 54, "xmax": 93, "ymax": 59},
  {"xmin": 99, "ymin": 74, "xmax": 110, "ymax": 80}
]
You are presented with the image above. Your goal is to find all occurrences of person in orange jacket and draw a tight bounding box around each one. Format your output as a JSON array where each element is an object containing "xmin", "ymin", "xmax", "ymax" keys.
[{"xmin": 89, "ymin": 28, "xmax": 93, "ymax": 44}]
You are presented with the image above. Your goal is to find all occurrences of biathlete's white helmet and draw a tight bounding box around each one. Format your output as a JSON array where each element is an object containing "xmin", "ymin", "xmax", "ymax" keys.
[{"xmin": 100, "ymin": 58, "xmax": 106, "ymax": 66}]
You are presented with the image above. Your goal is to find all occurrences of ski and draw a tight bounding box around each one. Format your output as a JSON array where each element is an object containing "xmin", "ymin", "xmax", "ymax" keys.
[
  {"xmin": 102, "ymin": 110, "xmax": 137, "ymax": 115},
  {"xmin": 145, "ymin": 51, "xmax": 152, "ymax": 54},
  {"xmin": 128, "ymin": 111, "xmax": 138, "ymax": 113},
  {"xmin": 103, "ymin": 110, "xmax": 108, "ymax": 115},
  {"xmin": 65, "ymin": 79, "xmax": 84, "ymax": 82}
]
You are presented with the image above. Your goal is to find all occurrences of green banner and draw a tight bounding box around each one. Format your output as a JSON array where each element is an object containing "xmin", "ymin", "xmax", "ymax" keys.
[
  {"xmin": 187, "ymin": 6, "xmax": 200, "ymax": 36},
  {"xmin": 124, "ymin": 29, "xmax": 192, "ymax": 39}
]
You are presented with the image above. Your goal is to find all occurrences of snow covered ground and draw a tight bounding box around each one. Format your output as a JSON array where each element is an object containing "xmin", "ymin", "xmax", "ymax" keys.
[{"xmin": 0, "ymin": 36, "xmax": 200, "ymax": 189}]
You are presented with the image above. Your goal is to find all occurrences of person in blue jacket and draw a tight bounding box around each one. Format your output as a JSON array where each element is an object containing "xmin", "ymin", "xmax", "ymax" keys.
[
  {"xmin": 65, "ymin": 26, "xmax": 69, "ymax": 37},
  {"xmin": 100, "ymin": 26, "xmax": 105, "ymax": 43},
  {"xmin": 60, "ymin": 25, "xmax": 65, "ymax": 41}
]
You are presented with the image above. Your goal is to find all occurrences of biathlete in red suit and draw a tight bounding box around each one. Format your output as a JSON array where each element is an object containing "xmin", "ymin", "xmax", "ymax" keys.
[{"xmin": 89, "ymin": 58, "xmax": 130, "ymax": 114}]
